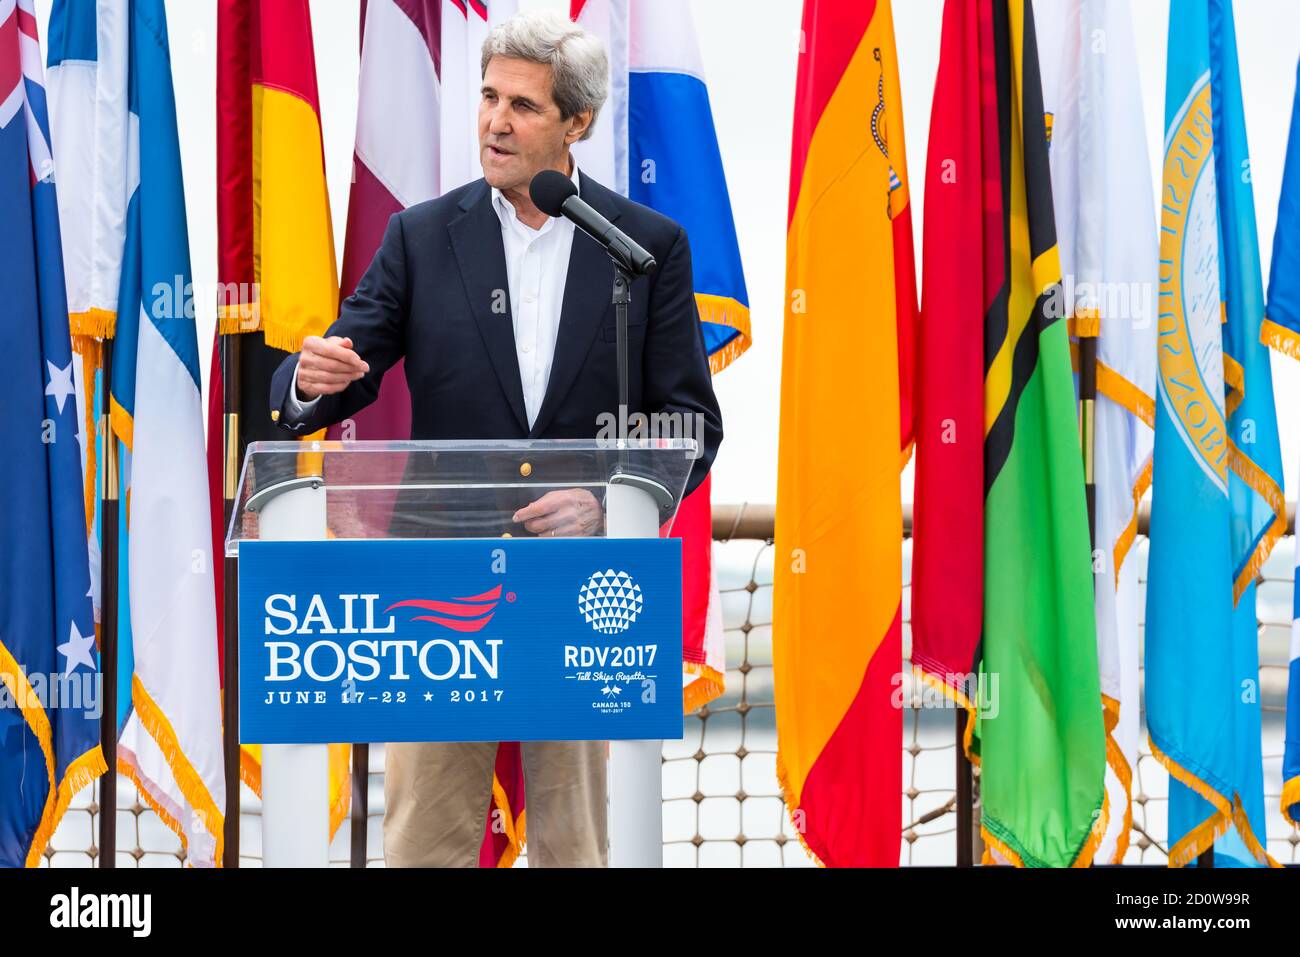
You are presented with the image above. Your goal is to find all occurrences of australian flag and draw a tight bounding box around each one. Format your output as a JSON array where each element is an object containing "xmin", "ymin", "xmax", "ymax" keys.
[{"xmin": 0, "ymin": 0, "xmax": 106, "ymax": 867}]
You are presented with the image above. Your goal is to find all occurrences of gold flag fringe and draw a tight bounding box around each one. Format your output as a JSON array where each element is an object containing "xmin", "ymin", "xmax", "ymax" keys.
[
  {"xmin": 1226, "ymin": 437, "xmax": 1287, "ymax": 604},
  {"xmin": 1281, "ymin": 776, "xmax": 1300, "ymax": 829},
  {"xmin": 1231, "ymin": 795, "xmax": 1281, "ymax": 867},
  {"xmin": 42, "ymin": 748, "xmax": 109, "ymax": 865},
  {"xmin": 0, "ymin": 639, "xmax": 75, "ymax": 866},
  {"xmin": 490, "ymin": 773, "xmax": 527, "ymax": 868},
  {"xmin": 116, "ymin": 757, "xmax": 194, "ymax": 861},
  {"xmin": 1067, "ymin": 307, "xmax": 1101, "ymax": 338},
  {"xmin": 1222, "ymin": 352, "xmax": 1245, "ymax": 418},
  {"xmin": 71, "ymin": 335, "xmax": 102, "ymax": 541},
  {"xmin": 328, "ymin": 743, "xmax": 352, "ymax": 844},
  {"xmin": 1112, "ymin": 457, "xmax": 1152, "ymax": 588},
  {"xmin": 69, "ymin": 307, "xmax": 116, "ymax": 339},
  {"xmin": 1101, "ymin": 694, "xmax": 1133, "ymax": 863},
  {"xmin": 128, "ymin": 674, "xmax": 226, "ymax": 866},
  {"xmin": 683, "ymin": 661, "xmax": 725, "ymax": 714},
  {"xmin": 697, "ymin": 294, "xmax": 752, "ymax": 376},
  {"xmin": 236, "ymin": 743, "xmax": 351, "ymax": 843},
  {"xmin": 1261, "ymin": 316, "xmax": 1300, "ymax": 360},
  {"xmin": 217, "ymin": 300, "xmax": 260, "ymax": 336},
  {"xmin": 910, "ymin": 665, "xmax": 978, "ymax": 763},
  {"xmin": 1148, "ymin": 734, "xmax": 1234, "ymax": 867},
  {"xmin": 775, "ymin": 749, "xmax": 827, "ymax": 868},
  {"xmin": 978, "ymin": 787, "xmax": 1108, "ymax": 868}
]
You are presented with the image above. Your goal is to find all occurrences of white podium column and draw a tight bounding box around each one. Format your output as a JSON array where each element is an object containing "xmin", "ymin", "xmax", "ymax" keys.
[
  {"xmin": 603, "ymin": 478, "xmax": 667, "ymax": 868},
  {"xmin": 255, "ymin": 481, "xmax": 331, "ymax": 868}
]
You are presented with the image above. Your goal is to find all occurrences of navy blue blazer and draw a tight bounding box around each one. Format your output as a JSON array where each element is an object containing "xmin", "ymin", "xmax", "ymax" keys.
[{"xmin": 269, "ymin": 169, "xmax": 722, "ymax": 508}]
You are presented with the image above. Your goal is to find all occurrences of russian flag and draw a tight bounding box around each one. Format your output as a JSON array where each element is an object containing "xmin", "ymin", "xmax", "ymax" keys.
[
  {"xmin": 573, "ymin": 0, "xmax": 751, "ymax": 373},
  {"xmin": 572, "ymin": 0, "xmax": 749, "ymax": 717}
]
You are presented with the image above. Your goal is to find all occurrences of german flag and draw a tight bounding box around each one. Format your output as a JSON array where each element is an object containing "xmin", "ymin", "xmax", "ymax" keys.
[
  {"xmin": 774, "ymin": 0, "xmax": 916, "ymax": 867},
  {"xmin": 205, "ymin": 0, "xmax": 350, "ymax": 843}
]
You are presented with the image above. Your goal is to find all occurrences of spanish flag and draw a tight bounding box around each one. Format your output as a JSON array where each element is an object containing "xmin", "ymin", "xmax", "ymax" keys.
[
  {"xmin": 774, "ymin": 0, "xmax": 916, "ymax": 867},
  {"xmin": 205, "ymin": 0, "xmax": 350, "ymax": 844}
]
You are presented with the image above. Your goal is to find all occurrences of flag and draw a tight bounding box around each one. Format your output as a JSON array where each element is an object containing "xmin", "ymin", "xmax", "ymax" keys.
[
  {"xmin": 46, "ymin": 0, "xmax": 128, "ymax": 641},
  {"xmin": 107, "ymin": 0, "xmax": 225, "ymax": 866},
  {"xmin": 1262, "ymin": 54, "xmax": 1300, "ymax": 830},
  {"xmin": 774, "ymin": 0, "xmax": 913, "ymax": 867},
  {"xmin": 943, "ymin": 0, "xmax": 1107, "ymax": 868},
  {"xmin": 911, "ymin": 0, "xmax": 989, "ymax": 736},
  {"xmin": 1034, "ymin": 0, "xmax": 1157, "ymax": 865},
  {"xmin": 0, "ymin": 0, "xmax": 107, "ymax": 867},
  {"xmin": 1148, "ymin": 0, "xmax": 1282, "ymax": 868},
  {"xmin": 572, "ymin": 0, "xmax": 751, "ymax": 374},
  {"xmin": 572, "ymin": 0, "xmax": 749, "ymax": 717},
  {"xmin": 205, "ymin": 0, "xmax": 354, "ymax": 843},
  {"xmin": 913, "ymin": 1, "xmax": 1106, "ymax": 870},
  {"xmin": 332, "ymin": 0, "xmax": 518, "ymax": 452}
]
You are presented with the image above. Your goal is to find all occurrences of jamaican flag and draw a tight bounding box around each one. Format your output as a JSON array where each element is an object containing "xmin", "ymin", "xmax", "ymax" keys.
[{"xmin": 969, "ymin": 0, "xmax": 1107, "ymax": 867}]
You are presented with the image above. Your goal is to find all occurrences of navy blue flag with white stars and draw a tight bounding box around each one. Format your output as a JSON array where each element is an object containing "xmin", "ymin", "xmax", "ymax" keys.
[{"xmin": 0, "ymin": 0, "xmax": 106, "ymax": 868}]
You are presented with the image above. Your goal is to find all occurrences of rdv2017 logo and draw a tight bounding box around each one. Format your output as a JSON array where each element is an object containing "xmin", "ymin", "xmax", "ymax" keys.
[{"xmin": 578, "ymin": 569, "xmax": 643, "ymax": 634}]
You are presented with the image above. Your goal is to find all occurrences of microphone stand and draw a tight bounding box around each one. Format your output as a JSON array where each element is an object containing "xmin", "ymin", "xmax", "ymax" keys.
[
  {"xmin": 591, "ymin": 236, "xmax": 673, "ymax": 521},
  {"xmin": 612, "ymin": 261, "xmax": 632, "ymax": 478}
]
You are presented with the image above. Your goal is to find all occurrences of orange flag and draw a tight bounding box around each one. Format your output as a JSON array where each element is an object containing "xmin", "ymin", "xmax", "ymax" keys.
[{"xmin": 774, "ymin": 0, "xmax": 915, "ymax": 867}]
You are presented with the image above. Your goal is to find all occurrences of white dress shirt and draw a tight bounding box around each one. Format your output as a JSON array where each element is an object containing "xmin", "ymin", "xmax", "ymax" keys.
[{"xmin": 285, "ymin": 158, "xmax": 581, "ymax": 430}]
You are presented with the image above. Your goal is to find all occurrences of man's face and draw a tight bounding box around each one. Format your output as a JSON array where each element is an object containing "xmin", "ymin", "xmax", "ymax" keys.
[{"xmin": 479, "ymin": 56, "xmax": 588, "ymax": 190}]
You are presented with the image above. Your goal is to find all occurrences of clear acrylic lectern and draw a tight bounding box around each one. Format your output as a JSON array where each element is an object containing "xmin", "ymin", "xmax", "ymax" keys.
[{"xmin": 224, "ymin": 438, "xmax": 698, "ymax": 868}]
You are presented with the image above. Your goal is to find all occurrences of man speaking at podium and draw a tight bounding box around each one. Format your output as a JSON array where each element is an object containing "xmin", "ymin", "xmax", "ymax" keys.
[{"xmin": 267, "ymin": 11, "xmax": 721, "ymax": 867}]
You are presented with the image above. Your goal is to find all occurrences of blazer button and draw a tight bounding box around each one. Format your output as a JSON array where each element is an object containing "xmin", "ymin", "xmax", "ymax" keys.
[
  {"xmin": 519, "ymin": 462, "xmax": 532, "ymax": 477},
  {"xmin": 270, "ymin": 409, "xmax": 280, "ymax": 422}
]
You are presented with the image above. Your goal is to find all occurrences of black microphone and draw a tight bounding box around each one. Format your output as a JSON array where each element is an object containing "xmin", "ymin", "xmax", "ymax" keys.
[{"xmin": 530, "ymin": 169, "xmax": 657, "ymax": 276}]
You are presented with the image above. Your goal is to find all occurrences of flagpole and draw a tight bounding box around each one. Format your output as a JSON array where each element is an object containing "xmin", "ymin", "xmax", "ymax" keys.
[
  {"xmin": 1078, "ymin": 333, "xmax": 1097, "ymax": 546},
  {"xmin": 221, "ymin": 331, "xmax": 242, "ymax": 868},
  {"xmin": 1077, "ymin": 327, "xmax": 1099, "ymax": 869},
  {"xmin": 98, "ymin": 340, "xmax": 118, "ymax": 869},
  {"xmin": 955, "ymin": 710, "xmax": 973, "ymax": 866}
]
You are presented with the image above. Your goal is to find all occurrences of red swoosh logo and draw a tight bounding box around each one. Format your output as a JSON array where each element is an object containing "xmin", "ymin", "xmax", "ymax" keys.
[{"xmin": 386, "ymin": 585, "xmax": 502, "ymax": 633}]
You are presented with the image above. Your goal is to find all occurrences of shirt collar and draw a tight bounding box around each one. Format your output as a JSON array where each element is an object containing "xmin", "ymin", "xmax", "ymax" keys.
[{"xmin": 491, "ymin": 154, "xmax": 580, "ymax": 231}]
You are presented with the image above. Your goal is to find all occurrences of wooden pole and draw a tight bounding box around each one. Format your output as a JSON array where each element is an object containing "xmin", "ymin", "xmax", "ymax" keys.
[
  {"xmin": 97, "ymin": 339, "xmax": 118, "ymax": 868},
  {"xmin": 351, "ymin": 744, "xmax": 369, "ymax": 866},
  {"xmin": 955, "ymin": 709, "xmax": 973, "ymax": 867},
  {"xmin": 1078, "ymin": 334, "xmax": 1098, "ymax": 545},
  {"xmin": 1078, "ymin": 331, "xmax": 1099, "ymax": 868},
  {"xmin": 221, "ymin": 331, "xmax": 242, "ymax": 868}
]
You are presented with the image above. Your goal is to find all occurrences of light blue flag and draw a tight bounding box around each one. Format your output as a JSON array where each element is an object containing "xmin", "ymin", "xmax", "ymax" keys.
[
  {"xmin": 1263, "ymin": 55, "xmax": 1300, "ymax": 828},
  {"xmin": 1149, "ymin": 0, "xmax": 1282, "ymax": 868}
]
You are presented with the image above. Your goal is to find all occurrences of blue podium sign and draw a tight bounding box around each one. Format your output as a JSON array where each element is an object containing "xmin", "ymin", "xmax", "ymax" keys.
[{"xmin": 238, "ymin": 538, "xmax": 683, "ymax": 744}]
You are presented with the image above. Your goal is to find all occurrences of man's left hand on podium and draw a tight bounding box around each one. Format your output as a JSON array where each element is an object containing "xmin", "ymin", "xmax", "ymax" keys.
[{"xmin": 512, "ymin": 488, "xmax": 604, "ymax": 538}]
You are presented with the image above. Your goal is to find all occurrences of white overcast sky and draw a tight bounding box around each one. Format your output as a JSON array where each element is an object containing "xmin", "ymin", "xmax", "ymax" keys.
[{"xmin": 31, "ymin": 0, "xmax": 1300, "ymax": 505}]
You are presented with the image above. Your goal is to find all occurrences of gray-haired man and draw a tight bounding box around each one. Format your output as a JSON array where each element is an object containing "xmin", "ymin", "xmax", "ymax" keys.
[{"xmin": 269, "ymin": 10, "xmax": 722, "ymax": 867}]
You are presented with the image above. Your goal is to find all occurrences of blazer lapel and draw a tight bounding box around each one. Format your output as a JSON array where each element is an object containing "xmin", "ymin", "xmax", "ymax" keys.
[
  {"xmin": 529, "ymin": 169, "xmax": 621, "ymax": 437},
  {"xmin": 448, "ymin": 180, "xmax": 530, "ymax": 433}
]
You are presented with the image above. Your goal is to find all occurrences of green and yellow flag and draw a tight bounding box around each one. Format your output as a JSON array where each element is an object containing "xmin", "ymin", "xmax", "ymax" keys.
[{"xmin": 967, "ymin": 0, "xmax": 1107, "ymax": 867}]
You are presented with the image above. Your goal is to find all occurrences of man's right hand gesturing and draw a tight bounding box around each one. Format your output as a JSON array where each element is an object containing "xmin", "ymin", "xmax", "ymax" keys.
[{"xmin": 295, "ymin": 335, "xmax": 371, "ymax": 400}]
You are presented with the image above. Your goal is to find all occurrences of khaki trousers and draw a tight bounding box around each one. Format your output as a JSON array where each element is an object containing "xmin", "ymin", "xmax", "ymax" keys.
[{"xmin": 383, "ymin": 740, "xmax": 608, "ymax": 867}]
